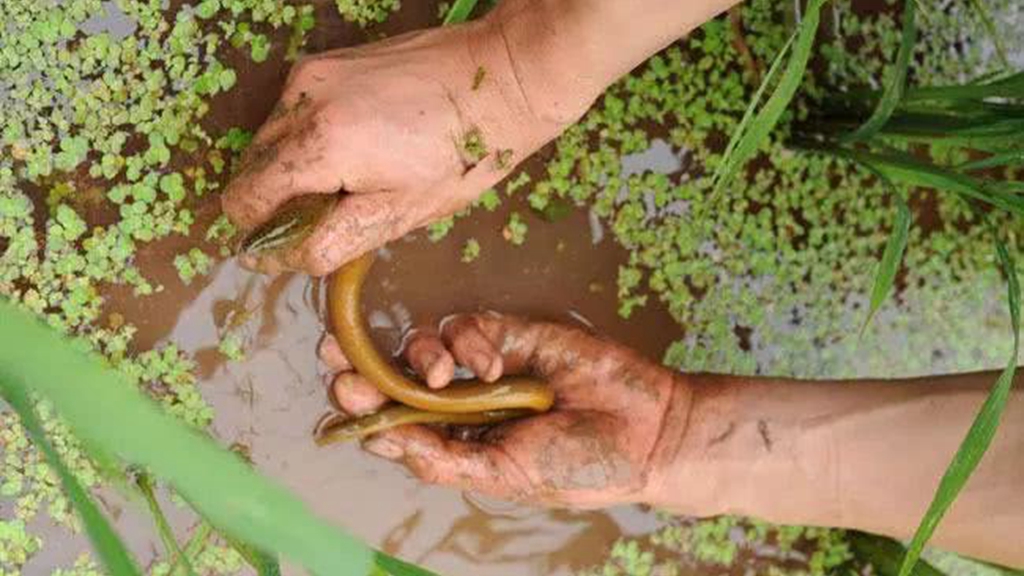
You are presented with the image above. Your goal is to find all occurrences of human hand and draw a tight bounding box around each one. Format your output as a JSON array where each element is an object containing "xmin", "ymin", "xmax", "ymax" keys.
[
  {"xmin": 222, "ymin": 16, "xmax": 582, "ymax": 276},
  {"xmin": 319, "ymin": 313, "xmax": 689, "ymax": 509}
]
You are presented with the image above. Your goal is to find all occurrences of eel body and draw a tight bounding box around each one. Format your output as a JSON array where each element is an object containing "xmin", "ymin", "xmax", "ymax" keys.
[
  {"xmin": 238, "ymin": 195, "xmax": 555, "ymax": 444},
  {"xmin": 316, "ymin": 252, "xmax": 554, "ymax": 444}
]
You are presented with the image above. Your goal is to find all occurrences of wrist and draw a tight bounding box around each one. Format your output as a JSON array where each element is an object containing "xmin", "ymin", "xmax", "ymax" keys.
[
  {"xmin": 640, "ymin": 373, "xmax": 713, "ymax": 514},
  {"xmin": 641, "ymin": 375, "xmax": 843, "ymax": 525},
  {"xmin": 482, "ymin": 0, "xmax": 606, "ymax": 127}
]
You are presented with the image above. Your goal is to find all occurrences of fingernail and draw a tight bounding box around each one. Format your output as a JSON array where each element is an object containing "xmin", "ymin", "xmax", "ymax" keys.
[{"xmin": 365, "ymin": 437, "xmax": 403, "ymax": 460}]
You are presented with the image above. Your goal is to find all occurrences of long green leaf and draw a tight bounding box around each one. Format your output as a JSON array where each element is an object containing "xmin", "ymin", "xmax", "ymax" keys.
[
  {"xmin": 375, "ymin": 551, "xmax": 440, "ymax": 576},
  {"xmin": 842, "ymin": 0, "xmax": 917, "ymax": 142},
  {"xmin": 897, "ymin": 227, "xmax": 1020, "ymax": 576},
  {"xmin": 862, "ymin": 175, "xmax": 912, "ymax": 331},
  {"xmin": 224, "ymin": 534, "xmax": 282, "ymax": 576},
  {"xmin": 849, "ymin": 531, "xmax": 945, "ymax": 576},
  {"xmin": 714, "ymin": 25, "xmax": 798, "ymax": 180},
  {"xmin": 902, "ymin": 72, "xmax": 1024, "ymax": 104},
  {"xmin": 0, "ymin": 384, "xmax": 142, "ymax": 576},
  {"xmin": 821, "ymin": 146, "xmax": 1024, "ymax": 217},
  {"xmin": 442, "ymin": 0, "xmax": 480, "ymax": 25},
  {"xmin": 958, "ymin": 150, "xmax": 1024, "ymax": 171},
  {"xmin": 137, "ymin": 474, "xmax": 197, "ymax": 576},
  {"xmin": 0, "ymin": 301, "xmax": 375, "ymax": 576},
  {"xmin": 710, "ymin": 0, "xmax": 826, "ymax": 197}
]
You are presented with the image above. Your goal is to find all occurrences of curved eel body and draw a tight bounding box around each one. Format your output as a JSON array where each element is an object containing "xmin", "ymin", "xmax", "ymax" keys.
[
  {"xmin": 317, "ymin": 252, "xmax": 555, "ymax": 444},
  {"xmin": 238, "ymin": 196, "xmax": 555, "ymax": 444}
]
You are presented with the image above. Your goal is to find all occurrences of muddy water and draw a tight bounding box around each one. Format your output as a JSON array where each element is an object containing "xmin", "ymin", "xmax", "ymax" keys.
[
  {"xmin": 90, "ymin": 5, "xmax": 686, "ymax": 575},
  {"xmin": 148, "ymin": 207, "xmax": 677, "ymax": 575},
  {"xmin": 111, "ymin": 203, "xmax": 682, "ymax": 576}
]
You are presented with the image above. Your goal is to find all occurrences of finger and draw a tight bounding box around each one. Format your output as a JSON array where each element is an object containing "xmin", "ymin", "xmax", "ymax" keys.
[
  {"xmin": 279, "ymin": 192, "xmax": 406, "ymax": 276},
  {"xmin": 442, "ymin": 313, "xmax": 606, "ymax": 383},
  {"xmin": 331, "ymin": 372, "xmax": 389, "ymax": 416},
  {"xmin": 221, "ymin": 112, "xmax": 345, "ymax": 231},
  {"xmin": 317, "ymin": 334, "xmax": 351, "ymax": 372},
  {"xmin": 363, "ymin": 426, "xmax": 533, "ymax": 499},
  {"xmin": 440, "ymin": 315, "xmax": 504, "ymax": 382},
  {"xmin": 403, "ymin": 329, "xmax": 455, "ymax": 389}
]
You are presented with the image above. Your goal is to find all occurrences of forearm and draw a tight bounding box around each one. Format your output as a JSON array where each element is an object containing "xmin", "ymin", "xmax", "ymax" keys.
[
  {"xmin": 647, "ymin": 371, "xmax": 1024, "ymax": 567},
  {"xmin": 485, "ymin": 0, "xmax": 741, "ymax": 122}
]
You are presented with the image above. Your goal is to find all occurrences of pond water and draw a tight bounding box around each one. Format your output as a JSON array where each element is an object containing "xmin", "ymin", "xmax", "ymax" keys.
[{"xmin": 10, "ymin": 0, "xmax": 1023, "ymax": 574}]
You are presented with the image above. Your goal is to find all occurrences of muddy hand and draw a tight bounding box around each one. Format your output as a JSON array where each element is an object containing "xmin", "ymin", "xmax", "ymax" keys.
[
  {"xmin": 222, "ymin": 16, "xmax": 582, "ymax": 276},
  {"xmin": 319, "ymin": 313, "xmax": 686, "ymax": 509}
]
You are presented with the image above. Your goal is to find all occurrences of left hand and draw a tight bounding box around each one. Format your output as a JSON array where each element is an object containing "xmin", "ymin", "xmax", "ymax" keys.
[{"xmin": 318, "ymin": 312, "xmax": 686, "ymax": 509}]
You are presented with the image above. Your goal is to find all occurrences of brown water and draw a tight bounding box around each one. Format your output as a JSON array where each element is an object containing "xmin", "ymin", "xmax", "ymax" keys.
[
  {"xmin": 88, "ymin": 4, "xmax": 687, "ymax": 575},
  {"xmin": 104, "ymin": 201, "xmax": 681, "ymax": 576}
]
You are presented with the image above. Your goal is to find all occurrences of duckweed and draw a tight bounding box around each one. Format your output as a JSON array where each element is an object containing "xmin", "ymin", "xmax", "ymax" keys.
[
  {"xmin": 0, "ymin": 0, "xmax": 313, "ymax": 572},
  {"xmin": 461, "ymin": 238, "xmax": 481, "ymax": 263},
  {"xmin": 336, "ymin": 0, "xmax": 400, "ymax": 27}
]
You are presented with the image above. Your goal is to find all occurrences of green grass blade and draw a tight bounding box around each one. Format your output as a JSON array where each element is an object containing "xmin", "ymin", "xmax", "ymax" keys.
[
  {"xmin": 896, "ymin": 227, "xmax": 1020, "ymax": 576},
  {"xmin": 223, "ymin": 535, "xmax": 282, "ymax": 576},
  {"xmin": 137, "ymin": 474, "xmax": 197, "ymax": 576},
  {"xmin": 0, "ymin": 301, "xmax": 375, "ymax": 576},
  {"xmin": 375, "ymin": 551, "xmax": 441, "ymax": 576},
  {"xmin": 903, "ymin": 72, "xmax": 1024, "ymax": 104},
  {"xmin": 842, "ymin": 0, "xmax": 917, "ymax": 142},
  {"xmin": 849, "ymin": 531, "xmax": 946, "ymax": 576},
  {"xmin": 0, "ymin": 383, "xmax": 142, "ymax": 576},
  {"xmin": 714, "ymin": 25, "xmax": 798, "ymax": 179},
  {"xmin": 825, "ymin": 146, "xmax": 1024, "ymax": 217},
  {"xmin": 711, "ymin": 0, "xmax": 826, "ymax": 196},
  {"xmin": 442, "ymin": 0, "xmax": 480, "ymax": 25},
  {"xmin": 967, "ymin": 0, "xmax": 1010, "ymax": 68},
  {"xmin": 862, "ymin": 175, "xmax": 912, "ymax": 331},
  {"xmin": 173, "ymin": 523, "xmax": 213, "ymax": 576},
  {"xmin": 958, "ymin": 150, "xmax": 1024, "ymax": 171}
]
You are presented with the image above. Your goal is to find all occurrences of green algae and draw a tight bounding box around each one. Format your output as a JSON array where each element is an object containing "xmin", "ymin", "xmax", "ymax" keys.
[
  {"xmin": 578, "ymin": 516, "xmax": 852, "ymax": 576},
  {"xmin": 502, "ymin": 211, "xmax": 528, "ymax": 246},
  {"xmin": 336, "ymin": 0, "xmax": 400, "ymax": 27},
  {"xmin": 461, "ymin": 238, "xmax": 481, "ymax": 263},
  {"xmin": 0, "ymin": 0, "xmax": 315, "ymax": 572}
]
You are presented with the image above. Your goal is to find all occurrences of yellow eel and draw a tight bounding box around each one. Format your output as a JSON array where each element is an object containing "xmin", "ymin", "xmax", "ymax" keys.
[{"xmin": 238, "ymin": 195, "xmax": 555, "ymax": 445}]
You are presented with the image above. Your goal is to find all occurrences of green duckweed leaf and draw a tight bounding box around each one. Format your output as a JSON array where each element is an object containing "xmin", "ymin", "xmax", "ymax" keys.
[
  {"xmin": 862, "ymin": 174, "xmax": 911, "ymax": 332},
  {"xmin": 0, "ymin": 383, "xmax": 141, "ymax": 576}
]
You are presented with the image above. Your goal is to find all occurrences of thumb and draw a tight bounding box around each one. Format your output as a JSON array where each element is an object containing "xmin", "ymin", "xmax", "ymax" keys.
[
  {"xmin": 241, "ymin": 191, "xmax": 403, "ymax": 277},
  {"xmin": 364, "ymin": 426, "xmax": 534, "ymax": 499}
]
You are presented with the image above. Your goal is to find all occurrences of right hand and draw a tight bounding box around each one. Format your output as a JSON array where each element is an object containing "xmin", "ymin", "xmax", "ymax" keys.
[
  {"xmin": 319, "ymin": 313, "xmax": 691, "ymax": 509},
  {"xmin": 222, "ymin": 16, "xmax": 584, "ymax": 276}
]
